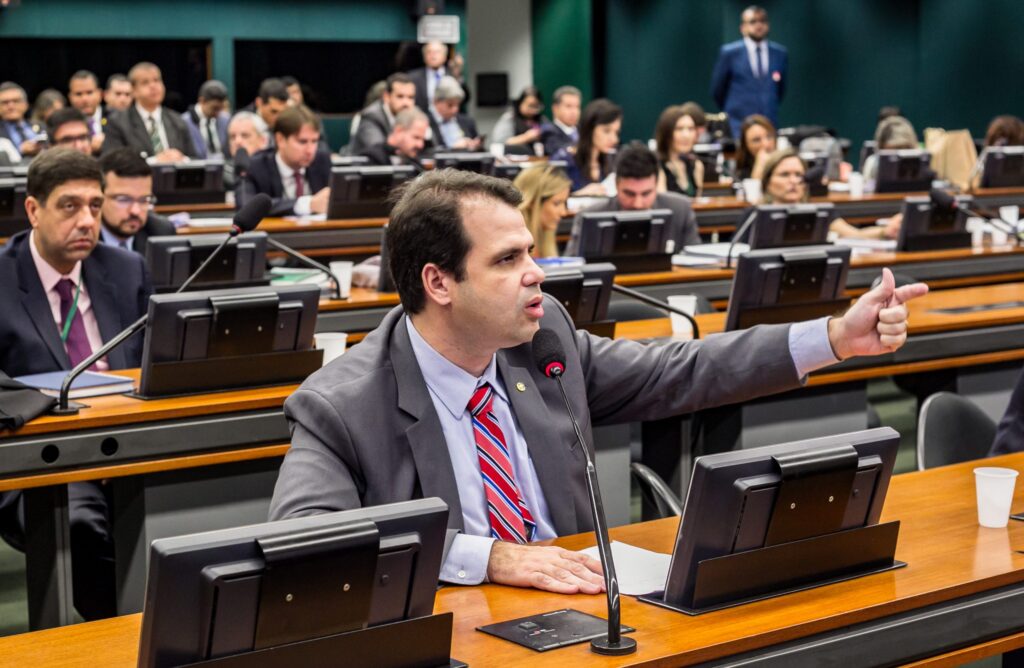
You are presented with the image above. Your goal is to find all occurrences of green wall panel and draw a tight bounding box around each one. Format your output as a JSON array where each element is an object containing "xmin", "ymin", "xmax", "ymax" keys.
[{"xmin": 532, "ymin": 0, "xmax": 594, "ymax": 103}]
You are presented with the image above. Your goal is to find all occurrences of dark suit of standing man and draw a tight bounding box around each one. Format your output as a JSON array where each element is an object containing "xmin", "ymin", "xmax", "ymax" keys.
[
  {"xmin": 711, "ymin": 5, "xmax": 788, "ymax": 137},
  {"xmin": 236, "ymin": 105, "xmax": 332, "ymax": 218},
  {"xmin": 408, "ymin": 41, "xmax": 471, "ymax": 113},
  {"xmin": 269, "ymin": 168, "xmax": 927, "ymax": 595},
  {"xmin": 102, "ymin": 61, "xmax": 198, "ymax": 161},
  {"xmin": 183, "ymin": 80, "xmax": 231, "ymax": 160},
  {"xmin": 0, "ymin": 149, "xmax": 152, "ymax": 621}
]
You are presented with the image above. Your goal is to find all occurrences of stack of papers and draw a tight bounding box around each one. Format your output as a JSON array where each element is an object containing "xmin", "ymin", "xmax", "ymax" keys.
[{"xmin": 15, "ymin": 371, "xmax": 135, "ymax": 399}]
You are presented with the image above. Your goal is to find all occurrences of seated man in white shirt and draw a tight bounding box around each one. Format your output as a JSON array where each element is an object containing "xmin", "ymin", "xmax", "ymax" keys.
[{"xmin": 236, "ymin": 105, "xmax": 332, "ymax": 218}]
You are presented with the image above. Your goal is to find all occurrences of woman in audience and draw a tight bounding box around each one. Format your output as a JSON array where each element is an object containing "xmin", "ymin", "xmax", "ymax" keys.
[
  {"xmin": 551, "ymin": 98, "xmax": 622, "ymax": 196},
  {"xmin": 30, "ymin": 88, "xmax": 66, "ymax": 126},
  {"xmin": 654, "ymin": 102, "xmax": 705, "ymax": 197},
  {"xmin": 984, "ymin": 115, "xmax": 1024, "ymax": 148},
  {"xmin": 733, "ymin": 114, "xmax": 776, "ymax": 181},
  {"xmin": 514, "ymin": 163, "xmax": 571, "ymax": 258},
  {"xmin": 759, "ymin": 148, "xmax": 900, "ymax": 240},
  {"xmin": 491, "ymin": 86, "xmax": 549, "ymax": 154},
  {"xmin": 862, "ymin": 115, "xmax": 918, "ymax": 181}
]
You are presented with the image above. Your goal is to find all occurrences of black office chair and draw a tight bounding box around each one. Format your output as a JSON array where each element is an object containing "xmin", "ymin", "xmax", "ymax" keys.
[
  {"xmin": 630, "ymin": 463, "xmax": 683, "ymax": 518},
  {"xmin": 916, "ymin": 392, "xmax": 997, "ymax": 471}
]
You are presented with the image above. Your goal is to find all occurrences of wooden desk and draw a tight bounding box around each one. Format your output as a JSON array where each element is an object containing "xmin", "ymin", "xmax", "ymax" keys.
[
  {"xmin": 6, "ymin": 453, "xmax": 1024, "ymax": 666},
  {"xmin": 153, "ymin": 201, "xmax": 232, "ymax": 215}
]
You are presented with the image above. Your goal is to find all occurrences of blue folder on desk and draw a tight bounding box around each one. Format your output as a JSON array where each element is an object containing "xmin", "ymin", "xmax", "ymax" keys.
[{"xmin": 14, "ymin": 370, "xmax": 135, "ymax": 399}]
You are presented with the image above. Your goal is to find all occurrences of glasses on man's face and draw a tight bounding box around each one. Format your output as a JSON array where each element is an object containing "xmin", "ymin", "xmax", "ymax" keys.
[
  {"xmin": 107, "ymin": 194, "xmax": 157, "ymax": 209},
  {"xmin": 55, "ymin": 134, "xmax": 91, "ymax": 146}
]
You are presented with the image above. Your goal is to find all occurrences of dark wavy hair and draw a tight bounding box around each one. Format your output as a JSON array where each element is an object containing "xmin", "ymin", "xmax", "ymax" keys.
[{"xmin": 574, "ymin": 98, "xmax": 622, "ymax": 177}]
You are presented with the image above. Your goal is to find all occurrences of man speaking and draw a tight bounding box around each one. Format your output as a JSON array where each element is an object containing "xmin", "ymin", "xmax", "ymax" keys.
[{"xmin": 270, "ymin": 169, "xmax": 926, "ymax": 594}]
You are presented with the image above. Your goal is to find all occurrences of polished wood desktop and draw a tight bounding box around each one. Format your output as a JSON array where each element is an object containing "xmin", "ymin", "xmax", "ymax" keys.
[{"xmin": 5, "ymin": 453, "xmax": 1024, "ymax": 666}]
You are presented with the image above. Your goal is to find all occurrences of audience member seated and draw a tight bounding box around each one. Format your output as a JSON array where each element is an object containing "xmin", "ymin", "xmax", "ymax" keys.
[
  {"xmin": 348, "ymin": 80, "xmax": 387, "ymax": 141},
  {"xmin": 427, "ymin": 76, "xmax": 481, "ymax": 151},
  {"xmin": 102, "ymin": 62, "xmax": 198, "ymax": 162},
  {"xmin": 566, "ymin": 142, "xmax": 700, "ymax": 254},
  {"xmin": 241, "ymin": 78, "xmax": 291, "ymax": 146},
  {"xmin": 862, "ymin": 115, "xmax": 918, "ymax": 181},
  {"xmin": 0, "ymin": 82, "xmax": 44, "ymax": 160},
  {"xmin": 67, "ymin": 70, "xmax": 109, "ymax": 155},
  {"xmin": 30, "ymin": 88, "xmax": 66, "ymax": 126},
  {"xmin": 984, "ymin": 115, "xmax": 1024, "ymax": 148},
  {"xmin": 540, "ymin": 85, "xmax": 581, "ymax": 156},
  {"xmin": 281, "ymin": 75, "xmax": 304, "ymax": 106},
  {"xmin": 551, "ymin": 98, "xmax": 622, "ymax": 196},
  {"xmin": 224, "ymin": 111, "xmax": 269, "ymax": 189},
  {"xmin": 184, "ymin": 80, "xmax": 230, "ymax": 160},
  {"xmin": 237, "ymin": 105, "xmax": 331, "ymax": 217},
  {"xmin": 655, "ymin": 102, "xmax": 706, "ymax": 198},
  {"xmin": 46, "ymin": 107, "xmax": 93, "ymax": 156},
  {"xmin": 733, "ymin": 113, "xmax": 776, "ymax": 181},
  {"xmin": 758, "ymin": 148, "xmax": 899, "ymax": 240},
  {"xmin": 514, "ymin": 164, "xmax": 571, "ymax": 258},
  {"xmin": 103, "ymin": 73, "xmax": 133, "ymax": 113},
  {"xmin": 0, "ymin": 149, "xmax": 152, "ymax": 621},
  {"xmin": 98, "ymin": 148, "xmax": 175, "ymax": 253},
  {"xmin": 989, "ymin": 368, "xmax": 1024, "ymax": 456},
  {"xmin": 408, "ymin": 41, "xmax": 469, "ymax": 112},
  {"xmin": 349, "ymin": 73, "xmax": 417, "ymax": 156},
  {"xmin": 359, "ymin": 107, "xmax": 429, "ymax": 167},
  {"xmin": 267, "ymin": 167, "xmax": 923, "ymax": 595},
  {"xmin": 491, "ymin": 86, "xmax": 548, "ymax": 155}
]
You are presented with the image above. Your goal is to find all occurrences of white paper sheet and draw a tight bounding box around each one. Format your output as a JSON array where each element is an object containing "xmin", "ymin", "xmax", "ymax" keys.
[{"xmin": 579, "ymin": 541, "xmax": 671, "ymax": 596}]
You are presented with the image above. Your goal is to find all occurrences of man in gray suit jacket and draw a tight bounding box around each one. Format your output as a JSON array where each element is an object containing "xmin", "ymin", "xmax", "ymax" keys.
[
  {"xmin": 348, "ymin": 73, "xmax": 417, "ymax": 156},
  {"xmin": 101, "ymin": 62, "xmax": 198, "ymax": 162},
  {"xmin": 269, "ymin": 169, "xmax": 927, "ymax": 594},
  {"xmin": 566, "ymin": 143, "xmax": 701, "ymax": 256}
]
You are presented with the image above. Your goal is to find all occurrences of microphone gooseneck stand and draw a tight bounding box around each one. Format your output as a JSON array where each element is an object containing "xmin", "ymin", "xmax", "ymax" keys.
[
  {"xmin": 610, "ymin": 284, "xmax": 701, "ymax": 339},
  {"xmin": 264, "ymin": 237, "xmax": 344, "ymax": 300}
]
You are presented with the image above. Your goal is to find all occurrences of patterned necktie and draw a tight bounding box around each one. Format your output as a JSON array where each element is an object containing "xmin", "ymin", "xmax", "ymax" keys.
[
  {"xmin": 206, "ymin": 118, "xmax": 219, "ymax": 154},
  {"xmin": 758, "ymin": 44, "xmax": 766, "ymax": 78},
  {"xmin": 294, "ymin": 169, "xmax": 305, "ymax": 198},
  {"xmin": 54, "ymin": 278, "xmax": 94, "ymax": 369},
  {"xmin": 468, "ymin": 383, "xmax": 536, "ymax": 543},
  {"xmin": 147, "ymin": 115, "xmax": 164, "ymax": 153}
]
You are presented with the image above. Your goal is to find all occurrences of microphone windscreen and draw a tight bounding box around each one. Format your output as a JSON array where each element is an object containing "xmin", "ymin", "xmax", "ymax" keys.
[
  {"xmin": 930, "ymin": 188, "xmax": 958, "ymax": 210},
  {"xmin": 233, "ymin": 193, "xmax": 272, "ymax": 231},
  {"xmin": 532, "ymin": 328, "xmax": 566, "ymax": 378},
  {"xmin": 233, "ymin": 147, "xmax": 251, "ymax": 174},
  {"xmin": 804, "ymin": 163, "xmax": 827, "ymax": 185}
]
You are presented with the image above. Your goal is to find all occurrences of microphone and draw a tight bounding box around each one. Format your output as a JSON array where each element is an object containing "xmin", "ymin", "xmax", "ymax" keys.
[
  {"xmin": 609, "ymin": 285, "xmax": 700, "ymax": 339},
  {"xmin": 264, "ymin": 237, "xmax": 344, "ymax": 301},
  {"xmin": 233, "ymin": 147, "xmax": 251, "ymax": 180},
  {"xmin": 929, "ymin": 187, "xmax": 1020, "ymax": 243},
  {"xmin": 725, "ymin": 207, "xmax": 759, "ymax": 269},
  {"xmin": 531, "ymin": 329, "xmax": 637, "ymax": 656},
  {"xmin": 51, "ymin": 194, "xmax": 274, "ymax": 415}
]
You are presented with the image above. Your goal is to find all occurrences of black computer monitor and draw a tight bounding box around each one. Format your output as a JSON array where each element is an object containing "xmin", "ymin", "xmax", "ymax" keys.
[
  {"xmin": 724, "ymin": 245, "xmax": 851, "ymax": 331},
  {"xmin": 137, "ymin": 284, "xmax": 322, "ymax": 397},
  {"xmin": 980, "ymin": 146, "xmax": 1024, "ymax": 188},
  {"xmin": 799, "ymin": 151, "xmax": 830, "ymax": 197},
  {"xmin": 432, "ymin": 152, "xmax": 496, "ymax": 174},
  {"xmin": 648, "ymin": 428, "xmax": 899, "ymax": 614},
  {"xmin": 541, "ymin": 262, "xmax": 615, "ymax": 327},
  {"xmin": 145, "ymin": 231, "xmax": 269, "ymax": 292},
  {"xmin": 330, "ymin": 154, "xmax": 371, "ymax": 168},
  {"xmin": 874, "ymin": 149, "xmax": 933, "ymax": 193},
  {"xmin": 896, "ymin": 194, "xmax": 972, "ymax": 252},
  {"xmin": 0, "ymin": 176, "xmax": 27, "ymax": 237},
  {"xmin": 137, "ymin": 498, "xmax": 449, "ymax": 668},
  {"xmin": 574, "ymin": 208, "xmax": 673, "ymax": 273},
  {"xmin": 745, "ymin": 203, "xmax": 834, "ymax": 250},
  {"xmin": 151, "ymin": 160, "xmax": 225, "ymax": 205},
  {"xmin": 326, "ymin": 165, "xmax": 417, "ymax": 219}
]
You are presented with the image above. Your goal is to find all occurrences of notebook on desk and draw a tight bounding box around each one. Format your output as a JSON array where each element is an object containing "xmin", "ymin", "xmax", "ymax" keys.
[{"xmin": 14, "ymin": 370, "xmax": 135, "ymax": 399}]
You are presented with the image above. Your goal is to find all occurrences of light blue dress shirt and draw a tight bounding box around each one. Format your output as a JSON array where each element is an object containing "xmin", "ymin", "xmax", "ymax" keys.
[
  {"xmin": 99, "ymin": 225, "xmax": 133, "ymax": 251},
  {"xmin": 406, "ymin": 315, "xmax": 838, "ymax": 585}
]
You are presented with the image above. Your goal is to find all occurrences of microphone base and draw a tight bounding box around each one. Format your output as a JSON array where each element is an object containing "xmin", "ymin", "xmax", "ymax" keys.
[
  {"xmin": 591, "ymin": 636, "xmax": 638, "ymax": 655},
  {"xmin": 50, "ymin": 401, "xmax": 88, "ymax": 416}
]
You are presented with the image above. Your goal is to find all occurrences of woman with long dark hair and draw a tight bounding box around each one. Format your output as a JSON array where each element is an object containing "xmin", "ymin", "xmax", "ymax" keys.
[{"xmin": 551, "ymin": 98, "xmax": 622, "ymax": 196}]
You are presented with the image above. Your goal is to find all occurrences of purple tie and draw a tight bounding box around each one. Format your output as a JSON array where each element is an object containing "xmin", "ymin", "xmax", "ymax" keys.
[{"xmin": 55, "ymin": 278, "xmax": 94, "ymax": 369}]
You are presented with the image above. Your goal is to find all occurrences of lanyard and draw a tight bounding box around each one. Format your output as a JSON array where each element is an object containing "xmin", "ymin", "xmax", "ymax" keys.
[{"xmin": 59, "ymin": 279, "xmax": 82, "ymax": 343}]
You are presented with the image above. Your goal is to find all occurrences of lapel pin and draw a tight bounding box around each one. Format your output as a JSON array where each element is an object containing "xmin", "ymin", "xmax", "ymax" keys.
[{"xmin": 515, "ymin": 382, "xmax": 526, "ymax": 392}]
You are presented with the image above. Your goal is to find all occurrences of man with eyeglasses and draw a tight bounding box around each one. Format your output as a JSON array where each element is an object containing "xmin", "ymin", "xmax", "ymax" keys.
[
  {"xmin": 0, "ymin": 148, "xmax": 152, "ymax": 621},
  {"xmin": 46, "ymin": 107, "xmax": 94, "ymax": 156},
  {"xmin": 0, "ymin": 81, "xmax": 44, "ymax": 160},
  {"xmin": 97, "ymin": 148, "xmax": 175, "ymax": 253},
  {"xmin": 711, "ymin": 4, "xmax": 788, "ymax": 137}
]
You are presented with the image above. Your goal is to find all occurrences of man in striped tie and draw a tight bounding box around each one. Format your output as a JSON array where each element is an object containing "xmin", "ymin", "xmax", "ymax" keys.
[{"xmin": 270, "ymin": 169, "xmax": 927, "ymax": 593}]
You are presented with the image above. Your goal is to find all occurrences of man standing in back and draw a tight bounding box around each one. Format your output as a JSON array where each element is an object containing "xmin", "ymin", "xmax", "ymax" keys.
[{"xmin": 711, "ymin": 5, "xmax": 788, "ymax": 138}]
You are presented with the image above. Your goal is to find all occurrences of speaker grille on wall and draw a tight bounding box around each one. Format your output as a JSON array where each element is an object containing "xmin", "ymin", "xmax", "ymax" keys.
[{"xmin": 413, "ymin": 0, "xmax": 444, "ymax": 17}]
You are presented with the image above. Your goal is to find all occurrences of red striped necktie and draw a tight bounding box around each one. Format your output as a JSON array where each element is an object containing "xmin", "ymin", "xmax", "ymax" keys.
[{"xmin": 468, "ymin": 383, "xmax": 536, "ymax": 543}]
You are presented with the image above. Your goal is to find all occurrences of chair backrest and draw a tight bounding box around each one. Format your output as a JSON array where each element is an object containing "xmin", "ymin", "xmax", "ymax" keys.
[
  {"xmin": 917, "ymin": 392, "xmax": 997, "ymax": 470},
  {"xmin": 629, "ymin": 462, "xmax": 683, "ymax": 518}
]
